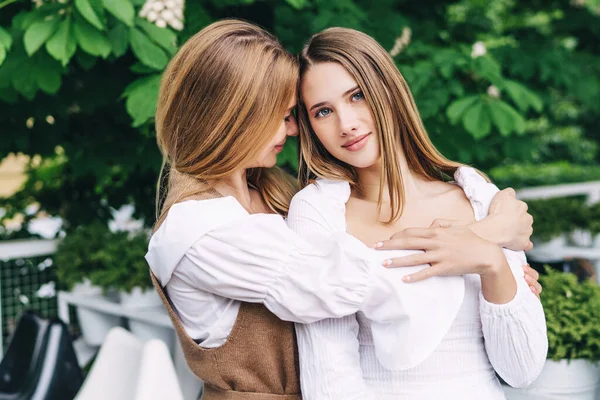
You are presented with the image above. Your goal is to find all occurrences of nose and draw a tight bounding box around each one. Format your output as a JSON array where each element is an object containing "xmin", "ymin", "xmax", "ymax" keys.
[
  {"xmin": 286, "ymin": 116, "xmax": 299, "ymax": 137},
  {"xmin": 338, "ymin": 106, "xmax": 360, "ymax": 136}
]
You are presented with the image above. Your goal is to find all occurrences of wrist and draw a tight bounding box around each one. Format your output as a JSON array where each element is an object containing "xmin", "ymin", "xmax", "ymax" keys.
[
  {"xmin": 479, "ymin": 246, "xmax": 508, "ymax": 277},
  {"xmin": 469, "ymin": 216, "xmax": 509, "ymax": 247}
]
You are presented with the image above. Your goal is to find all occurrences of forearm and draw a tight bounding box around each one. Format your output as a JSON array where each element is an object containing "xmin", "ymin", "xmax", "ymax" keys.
[
  {"xmin": 467, "ymin": 215, "xmax": 509, "ymax": 247},
  {"xmin": 479, "ymin": 248, "xmax": 517, "ymax": 304}
]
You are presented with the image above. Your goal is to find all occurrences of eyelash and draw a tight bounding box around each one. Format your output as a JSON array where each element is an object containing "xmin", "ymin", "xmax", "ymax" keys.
[{"xmin": 314, "ymin": 91, "xmax": 364, "ymax": 118}]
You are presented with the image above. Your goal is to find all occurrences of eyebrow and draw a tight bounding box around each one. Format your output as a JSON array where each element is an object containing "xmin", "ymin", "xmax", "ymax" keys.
[
  {"xmin": 308, "ymin": 85, "xmax": 360, "ymax": 112},
  {"xmin": 287, "ymin": 104, "xmax": 297, "ymax": 113}
]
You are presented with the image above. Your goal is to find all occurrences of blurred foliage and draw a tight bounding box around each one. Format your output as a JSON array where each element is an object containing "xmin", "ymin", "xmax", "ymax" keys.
[
  {"xmin": 0, "ymin": 0, "xmax": 599, "ymax": 229},
  {"xmin": 490, "ymin": 162, "xmax": 600, "ymax": 189},
  {"xmin": 540, "ymin": 267, "xmax": 600, "ymax": 362},
  {"xmin": 526, "ymin": 195, "xmax": 600, "ymax": 242},
  {"xmin": 54, "ymin": 222, "xmax": 150, "ymax": 292}
]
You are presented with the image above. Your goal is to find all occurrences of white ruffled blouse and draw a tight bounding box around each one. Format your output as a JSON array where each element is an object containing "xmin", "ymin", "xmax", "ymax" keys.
[
  {"xmin": 287, "ymin": 167, "xmax": 548, "ymax": 400},
  {"xmin": 146, "ymin": 191, "xmax": 437, "ymax": 346}
]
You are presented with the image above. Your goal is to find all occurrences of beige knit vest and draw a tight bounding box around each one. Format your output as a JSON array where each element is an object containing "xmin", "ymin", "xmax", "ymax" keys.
[{"xmin": 151, "ymin": 272, "xmax": 301, "ymax": 400}]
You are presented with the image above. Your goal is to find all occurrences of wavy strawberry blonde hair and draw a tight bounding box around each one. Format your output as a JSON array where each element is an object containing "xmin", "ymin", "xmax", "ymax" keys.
[
  {"xmin": 297, "ymin": 27, "xmax": 467, "ymax": 224},
  {"xmin": 154, "ymin": 20, "xmax": 298, "ymax": 228}
]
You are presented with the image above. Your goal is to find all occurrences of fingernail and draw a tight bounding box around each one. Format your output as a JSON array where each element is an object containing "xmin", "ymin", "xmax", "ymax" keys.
[
  {"xmin": 530, "ymin": 285, "xmax": 536, "ymax": 293},
  {"xmin": 403, "ymin": 276, "xmax": 411, "ymax": 282},
  {"xmin": 524, "ymin": 275, "xmax": 531, "ymax": 282},
  {"xmin": 373, "ymin": 242, "xmax": 383, "ymax": 249},
  {"xmin": 382, "ymin": 259, "xmax": 391, "ymax": 267}
]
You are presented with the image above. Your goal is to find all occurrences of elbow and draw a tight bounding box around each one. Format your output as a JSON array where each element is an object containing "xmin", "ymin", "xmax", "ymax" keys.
[{"xmin": 501, "ymin": 341, "xmax": 549, "ymax": 389}]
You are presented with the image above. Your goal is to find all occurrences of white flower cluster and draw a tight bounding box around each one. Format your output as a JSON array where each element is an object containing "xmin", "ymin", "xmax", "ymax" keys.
[
  {"xmin": 108, "ymin": 204, "xmax": 145, "ymax": 235},
  {"xmin": 139, "ymin": 0, "xmax": 184, "ymax": 31},
  {"xmin": 389, "ymin": 27, "xmax": 412, "ymax": 57},
  {"xmin": 471, "ymin": 41, "xmax": 487, "ymax": 58},
  {"xmin": 487, "ymin": 85, "xmax": 500, "ymax": 98}
]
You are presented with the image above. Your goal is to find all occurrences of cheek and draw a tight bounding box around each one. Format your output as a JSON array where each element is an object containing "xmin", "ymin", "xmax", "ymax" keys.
[{"xmin": 311, "ymin": 123, "xmax": 338, "ymax": 153}]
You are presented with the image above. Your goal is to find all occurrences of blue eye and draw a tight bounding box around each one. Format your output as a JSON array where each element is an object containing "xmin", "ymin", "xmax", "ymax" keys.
[
  {"xmin": 352, "ymin": 91, "xmax": 364, "ymax": 101},
  {"xmin": 315, "ymin": 108, "xmax": 332, "ymax": 118}
]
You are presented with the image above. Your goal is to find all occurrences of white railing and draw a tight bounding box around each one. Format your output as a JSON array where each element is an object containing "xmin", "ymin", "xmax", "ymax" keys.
[{"xmin": 517, "ymin": 180, "xmax": 600, "ymax": 281}]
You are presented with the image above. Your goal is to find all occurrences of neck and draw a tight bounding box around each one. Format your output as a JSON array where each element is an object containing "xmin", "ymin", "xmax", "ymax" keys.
[
  {"xmin": 354, "ymin": 151, "xmax": 426, "ymax": 203},
  {"xmin": 215, "ymin": 169, "xmax": 254, "ymax": 211}
]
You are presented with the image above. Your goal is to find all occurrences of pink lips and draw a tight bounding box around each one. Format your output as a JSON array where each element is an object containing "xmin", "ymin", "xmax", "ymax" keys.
[{"xmin": 342, "ymin": 133, "xmax": 371, "ymax": 152}]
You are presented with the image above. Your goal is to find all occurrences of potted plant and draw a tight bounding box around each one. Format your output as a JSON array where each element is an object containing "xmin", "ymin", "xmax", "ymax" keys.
[
  {"xmin": 54, "ymin": 223, "xmax": 122, "ymax": 346},
  {"xmin": 89, "ymin": 229, "xmax": 174, "ymax": 352},
  {"xmin": 504, "ymin": 267, "xmax": 600, "ymax": 400}
]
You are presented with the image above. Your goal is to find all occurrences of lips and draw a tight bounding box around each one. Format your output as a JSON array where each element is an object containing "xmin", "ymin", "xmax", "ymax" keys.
[{"xmin": 342, "ymin": 133, "xmax": 371, "ymax": 149}]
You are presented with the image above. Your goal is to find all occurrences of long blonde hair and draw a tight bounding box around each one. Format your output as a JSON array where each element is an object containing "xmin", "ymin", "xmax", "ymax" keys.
[
  {"xmin": 154, "ymin": 19, "xmax": 298, "ymax": 229},
  {"xmin": 297, "ymin": 27, "xmax": 464, "ymax": 224}
]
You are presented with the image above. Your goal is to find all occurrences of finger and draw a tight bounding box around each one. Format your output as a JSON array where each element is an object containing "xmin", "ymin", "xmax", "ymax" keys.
[
  {"xmin": 383, "ymin": 253, "xmax": 432, "ymax": 268},
  {"xmin": 534, "ymin": 281, "xmax": 542, "ymax": 295},
  {"xmin": 525, "ymin": 241, "xmax": 534, "ymax": 251},
  {"xmin": 522, "ymin": 264, "xmax": 539, "ymax": 280},
  {"xmin": 430, "ymin": 218, "xmax": 456, "ymax": 228},
  {"xmin": 402, "ymin": 267, "xmax": 439, "ymax": 283},
  {"xmin": 375, "ymin": 237, "xmax": 434, "ymax": 251},
  {"xmin": 529, "ymin": 285, "xmax": 540, "ymax": 299},
  {"xmin": 501, "ymin": 187, "xmax": 516, "ymax": 197}
]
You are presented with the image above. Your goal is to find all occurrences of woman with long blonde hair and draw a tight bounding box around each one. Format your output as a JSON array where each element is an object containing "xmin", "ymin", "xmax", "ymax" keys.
[
  {"xmin": 289, "ymin": 27, "xmax": 547, "ymax": 399},
  {"xmin": 145, "ymin": 19, "xmax": 539, "ymax": 399}
]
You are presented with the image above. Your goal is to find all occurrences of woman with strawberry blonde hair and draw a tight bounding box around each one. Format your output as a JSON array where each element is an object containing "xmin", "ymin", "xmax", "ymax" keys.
[
  {"xmin": 145, "ymin": 19, "xmax": 540, "ymax": 399},
  {"xmin": 289, "ymin": 27, "xmax": 547, "ymax": 399}
]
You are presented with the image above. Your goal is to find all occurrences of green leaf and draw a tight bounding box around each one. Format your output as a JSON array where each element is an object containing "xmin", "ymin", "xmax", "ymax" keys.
[
  {"xmin": 74, "ymin": 0, "xmax": 105, "ymax": 30},
  {"xmin": 474, "ymin": 56, "xmax": 502, "ymax": 84},
  {"xmin": 503, "ymin": 80, "xmax": 542, "ymax": 113},
  {"xmin": 33, "ymin": 58, "xmax": 62, "ymax": 94},
  {"xmin": 45, "ymin": 16, "xmax": 77, "ymax": 66},
  {"xmin": 463, "ymin": 102, "xmax": 491, "ymax": 139},
  {"xmin": 23, "ymin": 18, "xmax": 60, "ymax": 56},
  {"xmin": 76, "ymin": 51, "xmax": 97, "ymax": 70},
  {"xmin": 0, "ymin": 46, "xmax": 5, "ymax": 66},
  {"xmin": 108, "ymin": 24, "xmax": 128, "ymax": 57},
  {"xmin": 0, "ymin": 27, "xmax": 13, "ymax": 51},
  {"xmin": 102, "ymin": 0, "xmax": 135, "ymax": 27},
  {"xmin": 135, "ymin": 18, "xmax": 177, "ymax": 54},
  {"xmin": 12, "ymin": 64, "xmax": 38, "ymax": 99},
  {"xmin": 285, "ymin": 0, "xmax": 308, "ymax": 9},
  {"xmin": 73, "ymin": 17, "xmax": 111, "ymax": 58},
  {"xmin": 446, "ymin": 95, "xmax": 478, "ymax": 125},
  {"xmin": 488, "ymin": 100, "xmax": 519, "ymax": 136},
  {"xmin": 130, "ymin": 62, "xmax": 156, "ymax": 74},
  {"xmin": 129, "ymin": 28, "xmax": 168, "ymax": 70},
  {"xmin": 124, "ymin": 74, "xmax": 161, "ymax": 126}
]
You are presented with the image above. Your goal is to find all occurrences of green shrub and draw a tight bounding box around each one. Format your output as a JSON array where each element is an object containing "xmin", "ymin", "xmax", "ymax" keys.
[
  {"xmin": 490, "ymin": 162, "xmax": 600, "ymax": 190},
  {"xmin": 527, "ymin": 197, "xmax": 587, "ymax": 242},
  {"xmin": 540, "ymin": 267, "xmax": 600, "ymax": 362},
  {"xmin": 55, "ymin": 223, "xmax": 151, "ymax": 293}
]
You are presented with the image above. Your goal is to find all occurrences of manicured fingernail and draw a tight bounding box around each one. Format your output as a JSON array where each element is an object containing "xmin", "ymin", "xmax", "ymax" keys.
[
  {"xmin": 403, "ymin": 275, "xmax": 411, "ymax": 282},
  {"xmin": 373, "ymin": 242, "xmax": 383, "ymax": 248},
  {"xmin": 530, "ymin": 285, "xmax": 536, "ymax": 293},
  {"xmin": 524, "ymin": 275, "xmax": 532, "ymax": 282},
  {"xmin": 382, "ymin": 259, "xmax": 392, "ymax": 267}
]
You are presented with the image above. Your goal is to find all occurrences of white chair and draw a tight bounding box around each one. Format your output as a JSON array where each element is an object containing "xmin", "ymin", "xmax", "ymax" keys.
[{"xmin": 74, "ymin": 327, "xmax": 184, "ymax": 400}]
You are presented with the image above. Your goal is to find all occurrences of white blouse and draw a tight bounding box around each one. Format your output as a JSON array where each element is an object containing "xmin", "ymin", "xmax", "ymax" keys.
[
  {"xmin": 287, "ymin": 167, "xmax": 548, "ymax": 400},
  {"xmin": 146, "ymin": 195, "xmax": 421, "ymax": 347}
]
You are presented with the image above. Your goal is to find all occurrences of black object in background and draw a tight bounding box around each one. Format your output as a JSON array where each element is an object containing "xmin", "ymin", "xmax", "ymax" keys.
[{"xmin": 0, "ymin": 312, "xmax": 83, "ymax": 400}]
